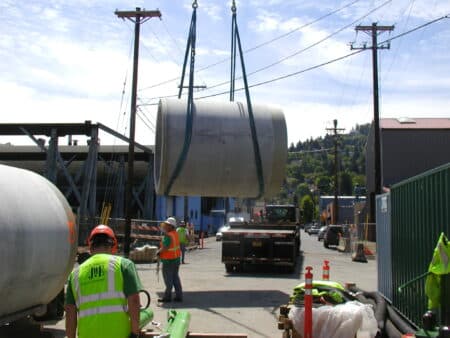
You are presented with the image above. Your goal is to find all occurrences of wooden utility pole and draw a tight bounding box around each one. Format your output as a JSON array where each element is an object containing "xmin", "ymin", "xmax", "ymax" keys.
[
  {"xmin": 326, "ymin": 119, "xmax": 344, "ymax": 224},
  {"xmin": 351, "ymin": 23, "xmax": 394, "ymax": 223},
  {"xmin": 115, "ymin": 7, "xmax": 161, "ymax": 258}
]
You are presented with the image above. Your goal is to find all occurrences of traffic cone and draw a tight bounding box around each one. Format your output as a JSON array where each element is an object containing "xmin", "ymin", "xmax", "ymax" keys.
[
  {"xmin": 322, "ymin": 260, "xmax": 330, "ymax": 280},
  {"xmin": 352, "ymin": 243, "xmax": 368, "ymax": 263},
  {"xmin": 304, "ymin": 266, "xmax": 313, "ymax": 338}
]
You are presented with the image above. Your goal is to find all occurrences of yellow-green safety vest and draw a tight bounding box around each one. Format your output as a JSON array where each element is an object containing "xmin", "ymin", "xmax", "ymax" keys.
[
  {"xmin": 425, "ymin": 232, "xmax": 450, "ymax": 310},
  {"xmin": 70, "ymin": 253, "xmax": 130, "ymax": 338}
]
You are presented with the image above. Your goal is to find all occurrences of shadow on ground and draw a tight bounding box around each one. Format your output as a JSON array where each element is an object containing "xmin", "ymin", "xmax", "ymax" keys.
[
  {"xmin": 156, "ymin": 289, "xmax": 290, "ymax": 309},
  {"xmin": 0, "ymin": 320, "xmax": 65, "ymax": 338},
  {"xmin": 222, "ymin": 253, "xmax": 305, "ymax": 279}
]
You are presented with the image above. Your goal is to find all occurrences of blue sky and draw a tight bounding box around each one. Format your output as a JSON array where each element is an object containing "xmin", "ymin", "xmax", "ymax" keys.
[{"xmin": 1, "ymin": 0, "xmax": 449, "ymax": 146}]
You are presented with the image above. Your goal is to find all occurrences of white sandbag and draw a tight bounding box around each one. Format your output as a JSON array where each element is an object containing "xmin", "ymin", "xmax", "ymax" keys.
[{"xmin": 288, "ymin": 301, "xmax": 378, "ymax": 338}]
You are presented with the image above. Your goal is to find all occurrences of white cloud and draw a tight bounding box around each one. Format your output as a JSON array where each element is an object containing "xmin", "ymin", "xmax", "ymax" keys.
[
  {"xmin": 201, "ymin": 3, "xmax": 223, "ymax": 21},
  {"xmin": 0, "ymin": 0, "xmax": 449, "ymax": 148}
]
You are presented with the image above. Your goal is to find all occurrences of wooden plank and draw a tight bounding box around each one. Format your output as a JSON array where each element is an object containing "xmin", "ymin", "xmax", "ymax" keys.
[
  {"xmin": 141, "ymin": 333, "xmax": 248, "ymax": 338},
  {"xmin": 188, "ymin": 334, "xmax": 248, "ymax": 338}
]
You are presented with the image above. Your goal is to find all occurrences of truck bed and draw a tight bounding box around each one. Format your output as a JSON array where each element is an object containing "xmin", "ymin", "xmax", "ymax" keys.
[{"xmin": 224, "ymin": 228, "xmax": 296, "ymax": 235}]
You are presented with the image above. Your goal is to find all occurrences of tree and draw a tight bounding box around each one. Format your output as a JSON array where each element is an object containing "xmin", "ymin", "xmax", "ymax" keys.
[
  {"xmin": 296, "ymin": 183, "xmax": 311, "ymax": 198},
  {"xmin": 301, "ymin": 195, "xmax": 314, "ymax": 223},
  {"xmin": 315, "ymin": 176, "xmax": 332, "ymax": 195},
  {"xmin": 339, "ymin": 171, "xmax": 353, "ymax": 195}
]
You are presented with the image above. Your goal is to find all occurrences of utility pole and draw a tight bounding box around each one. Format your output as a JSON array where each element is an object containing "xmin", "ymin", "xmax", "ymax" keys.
[
  {"xmin": 115, "ymin": 7, "xmax": 161, "ymax": 258},
  {"xmin": 326, "ymin": 119, "xmax": 344, "ymax": 224},
  {"xmin": 351, "ymin": 23, "xmax": 394, "ymax": 223}
]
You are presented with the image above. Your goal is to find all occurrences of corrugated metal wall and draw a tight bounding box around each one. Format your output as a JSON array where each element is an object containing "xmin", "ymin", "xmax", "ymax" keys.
[
  {"xmin": 390, "ymin": 162, "xmax": 450, "ymax": 325},
  {"xmin": 376, "ymin": 193, "xmax": 393, "ymax": 302}
]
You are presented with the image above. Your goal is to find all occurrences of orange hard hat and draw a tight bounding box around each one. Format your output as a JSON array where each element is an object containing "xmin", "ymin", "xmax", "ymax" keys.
[{"xmin": 88, "ymin": 224, "xmax": 118, "ymax": 253}]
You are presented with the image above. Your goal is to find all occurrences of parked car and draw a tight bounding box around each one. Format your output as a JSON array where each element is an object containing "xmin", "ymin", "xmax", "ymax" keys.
[
  {"xmin": 323, "ymin": 225, "xmax": 345, "ymax": 248},
  {"xmin": 317, "ymin": 226, "xmax": 328, "ymax": 241},
  {"xmin": 216, "ymin": 225, "xmax": 230, "ymax": 241},
  {"xmin": 307, "ymin": 224, "xmax": 321, "ymax": 235},
  {"xmin": 304, "ymin": 223, "xmax": 313, "ymax": 233}
]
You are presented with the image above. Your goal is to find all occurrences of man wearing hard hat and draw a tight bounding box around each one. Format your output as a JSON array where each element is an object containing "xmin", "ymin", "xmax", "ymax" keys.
[
  {"xmin": 65, "ymin": 225, "xmax": 143, "ymax": 338},
  {"xmin": 158, "ymin": 217, "xmax": 183, "ymax": 303}
]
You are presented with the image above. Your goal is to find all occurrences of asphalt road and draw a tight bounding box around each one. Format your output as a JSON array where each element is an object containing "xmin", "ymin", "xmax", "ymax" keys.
[{"xmin": 1, "ymin": 230, "xmax": 377, "ymax": 338}]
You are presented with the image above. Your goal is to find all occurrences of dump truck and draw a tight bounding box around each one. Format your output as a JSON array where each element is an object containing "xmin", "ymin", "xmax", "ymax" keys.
[{"xmin": 221, "ymin": 204, "xmax": 300, "ymax": 273}]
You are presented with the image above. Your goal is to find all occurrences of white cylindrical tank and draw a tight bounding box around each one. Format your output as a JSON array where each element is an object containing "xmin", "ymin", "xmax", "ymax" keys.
[
  {"xmin": 0, "ymin": 165, "xmax": 77, "ymax": 320},
  {"xmin": 155, "ymin": 99, "xmax": 287, "ymax": 197}
]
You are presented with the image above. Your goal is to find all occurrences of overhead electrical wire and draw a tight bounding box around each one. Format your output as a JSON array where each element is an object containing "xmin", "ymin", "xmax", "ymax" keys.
[
  {"xmin": 138, "ymin": 0, "xmax": 393, "ymax": 105},
  {"xmin": 289, "ymin": 147, "xmax": 334, "ymax": 154},
  {"xmin": 138, "ymin": 13, "xmax": 449, "ymax": 106},
  {"xmin": 136, "ymin": 108, "xmax": 155, "ymax": 134},
  {"xmin": 201, "ymin": 0, "xmax": 392, "ymax": 93},
  {"xmin": 381, "ymin": 0, "xmax": 416, "ymax": 84},
  {"xmin": 102, "ymin": 34, "xmax": 135, "ymax": 207},
  {"xmin": 195, "ymin": 14, "xmax": 450, "ymax": 99},
  {"xmin": 137, "ymin": 0, "xmax": 365, "ymax": 92}
]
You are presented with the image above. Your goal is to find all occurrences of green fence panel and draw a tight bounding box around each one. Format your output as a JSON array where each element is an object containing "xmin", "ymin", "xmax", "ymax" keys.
[{"xmin": 390, "ymin": 162, "xmax": 450, "ymax": 326}]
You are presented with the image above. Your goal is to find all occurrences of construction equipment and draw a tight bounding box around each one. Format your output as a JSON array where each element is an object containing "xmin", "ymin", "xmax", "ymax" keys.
[{"xmin": 221, "ymin": 204, "xmax": 300, "ymax": 273}]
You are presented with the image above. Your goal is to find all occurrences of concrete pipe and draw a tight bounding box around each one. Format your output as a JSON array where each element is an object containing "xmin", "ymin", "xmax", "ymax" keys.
[
  {"xmin": 155, "ymin": 99, "xmax": 287, "ymax": 197},
  {"xmin": 0, "ymin": 164, "xmax": 77, "ymax": 322}
]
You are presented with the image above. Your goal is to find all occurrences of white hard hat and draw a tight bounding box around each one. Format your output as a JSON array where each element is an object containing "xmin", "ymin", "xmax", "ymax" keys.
[{"xmin": 163, "ymin": 217, "xmax": 177, "ymax": 228}]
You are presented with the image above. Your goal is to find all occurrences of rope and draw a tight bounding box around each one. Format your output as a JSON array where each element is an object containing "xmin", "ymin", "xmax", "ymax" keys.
[
  {"xmin": 164, "ymin": 3, "xmax": 197, "ymax": 196},
  {"xmin": 231, "ymin": 3, "xmax": 265, "ymax": 199}
]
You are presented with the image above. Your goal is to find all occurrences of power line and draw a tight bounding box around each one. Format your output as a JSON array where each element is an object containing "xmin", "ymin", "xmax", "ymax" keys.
[
  {"xmin": 198, "ymin": 0, "xmax": 391, "ymax": 94},
  {"xmin": 136, "ymin": 108, "xmax": 155, "ymax": 134},
  {"xmin": 139, "ymin": 0, "xmax": 392, "ymax": 102},
  {"xmin": 137, "ymin": 0, "xmax": 365, "ymax": 92},
  {"xmin": 139, "ymin": 14, "xmax": 449, "ymax": 105},
  {"xmin": 289, "ymin": 148, "xmax": 333, "ymax": 154},
  {"xmin": 237, "ymin": 0, "xmax": 393, "ymax": 82}
]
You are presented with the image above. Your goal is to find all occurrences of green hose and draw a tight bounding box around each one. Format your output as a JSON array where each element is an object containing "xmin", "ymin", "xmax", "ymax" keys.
[
  {"xmin": 139, "ymin": 308, "xmax": 154, "ymax": 329},
  {"xmin": 164, "ymin": 310, "xmax": 191, "ymax": 338}
]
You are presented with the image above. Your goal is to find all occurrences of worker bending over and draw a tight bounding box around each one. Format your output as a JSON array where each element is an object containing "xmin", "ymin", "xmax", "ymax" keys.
[{"xmin": 65, "ymin": 225, "xmax": 143, "ymax": 338}]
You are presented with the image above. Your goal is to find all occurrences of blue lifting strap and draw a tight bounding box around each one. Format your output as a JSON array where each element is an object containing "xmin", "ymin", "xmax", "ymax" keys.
[
  {"xmin": 164, "ymin": 2, "xmax": 197, "ymax": 196},
  {"xmin": 230, "ymin": 3, "xmax": 265, "ymax": 199}
]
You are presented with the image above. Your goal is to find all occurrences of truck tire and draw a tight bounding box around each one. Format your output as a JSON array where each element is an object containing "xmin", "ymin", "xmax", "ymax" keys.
[
  {"xmin": 225, "ymin": 264, "xmax": 234, "ymax": 273},
  {"xmin": 324, "ymin": 241, "xmax": 329, "ymax": 249},
  {"xmin": 286, "ymin": 265, "xmax": 295, "ymax": 273}
]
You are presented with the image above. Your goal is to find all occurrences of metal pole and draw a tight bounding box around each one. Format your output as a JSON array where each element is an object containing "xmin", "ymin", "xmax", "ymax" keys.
[
  {"xmin": 351, "ymin": 23, "xmax": 393, "ymax": 223},
  {"xmin": 333, "ymin": 119, "xmax": 339, "ymax": 224},
  {"xmin": 441, "ymin": 273, "xmax": 450, "ymax": 327},
  {"xmin": 372, "ymin": 23, "xmax": 382, "ymax": 196},
  {"xmin": 116, "ymin": 7, "xmax": 161, "ymax": 257},
  {"xmin": 124, "ymin": 8, "xmax": 141, "ymax": 258}
]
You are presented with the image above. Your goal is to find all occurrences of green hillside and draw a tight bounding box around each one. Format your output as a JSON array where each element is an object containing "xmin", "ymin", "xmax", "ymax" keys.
[{"xmin": 273, "ymin": 123, "xmax": 370, "ymax": 208}]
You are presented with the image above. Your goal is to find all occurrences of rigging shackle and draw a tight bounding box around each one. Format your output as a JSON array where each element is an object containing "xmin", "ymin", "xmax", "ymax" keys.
[
  {"xmin": 231, "ymin": 0, "xmax": 236, "ymax": 13},
  {"xmin": 192, "ymin": 0, "xmax": 198, "ymax": 9}
]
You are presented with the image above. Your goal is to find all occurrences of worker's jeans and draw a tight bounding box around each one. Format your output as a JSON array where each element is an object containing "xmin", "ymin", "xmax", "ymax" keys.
[
  {"xmin": 180, "ymin": 243, "xmax": 186, "ymax": 263},
  {"xmin": 162, "ymin": 260, "xmax": 182, "ymax": 300}
]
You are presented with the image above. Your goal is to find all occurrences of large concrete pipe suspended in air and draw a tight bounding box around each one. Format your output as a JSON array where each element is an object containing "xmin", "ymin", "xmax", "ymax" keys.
[
  {"xmin": 155, "ymin": 99, "xmax": 287, "ymax": 197},
  {"xmin": 0, "ymin": 164, "xmax": 77, "ymax": 322}
]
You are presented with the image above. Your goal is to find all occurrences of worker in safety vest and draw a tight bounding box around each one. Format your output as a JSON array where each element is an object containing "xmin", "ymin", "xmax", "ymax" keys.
[
  {"xmin": 157, "ymin": 217, "xmax": 183, "ymax": 303},
  {"xmin": 177, "ymin": 221, "xmax": 189, "ymax": 264},
  {"xmin": 65, "ymin": 225, "xmax": 142, "ymax": 338}
]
